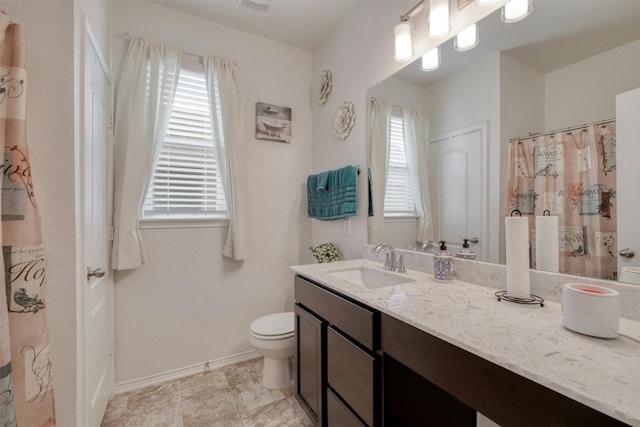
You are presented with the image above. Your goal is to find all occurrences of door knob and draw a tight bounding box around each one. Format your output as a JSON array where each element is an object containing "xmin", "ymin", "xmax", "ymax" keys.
[
  {"xmin": 87, "ymin": 267, "xmax": 106, "ymax": 281},
  {"xmin": 618, "ymin": 248, "xmax": 635, "ymax": 259}
]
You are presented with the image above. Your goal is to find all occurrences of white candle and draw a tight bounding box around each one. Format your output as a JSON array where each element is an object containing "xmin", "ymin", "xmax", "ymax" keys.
[
  {"xmin": 535, "ymin": 215, "xmax": 559, "ymax": 273},
  {"xmin": 505, "ymin": 216, "xmax": 530, "ymax": 298}
]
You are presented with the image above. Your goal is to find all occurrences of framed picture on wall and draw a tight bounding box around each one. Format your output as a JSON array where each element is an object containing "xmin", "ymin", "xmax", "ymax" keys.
[{"xmin": 255, "ymin": 102, "xmax": 292, "ymax": 143}]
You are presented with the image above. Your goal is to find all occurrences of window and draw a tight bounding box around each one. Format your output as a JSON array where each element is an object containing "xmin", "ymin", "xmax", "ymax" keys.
[
  {"xmin": 142, "ymin": 65, "xmax": 227, "ymax": 220},
  {"xmin": 384, "ymin": 106, "xmax": 416, "ymax": 217}
]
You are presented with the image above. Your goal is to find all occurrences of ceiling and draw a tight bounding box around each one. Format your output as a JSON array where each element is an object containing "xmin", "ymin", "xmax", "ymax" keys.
[
  {"xmin": 146, "ymin": 0, "xmax": 640, "ymax": 82},
  {"xmin": 150, "ymin": 0, "xmax": 359, "ymax": 50},
  {"xmin": 394, "ymin": 0, "xmax": 640, "ymax": 87}
]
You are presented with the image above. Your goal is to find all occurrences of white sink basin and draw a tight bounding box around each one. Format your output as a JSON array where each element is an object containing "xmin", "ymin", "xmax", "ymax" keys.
[{"xmin": 328, "ymin": 266, "xmax": 415, "ymax": 289}]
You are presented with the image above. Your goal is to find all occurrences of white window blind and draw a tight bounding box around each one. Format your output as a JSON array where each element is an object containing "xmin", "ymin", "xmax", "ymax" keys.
[
  {"xmin": 143, "ymin": 66, "xmax": 227, "ymax": 219},
  {"xmin": 384, "ymin": 106, "xmax": 416, "ymax": 216}
]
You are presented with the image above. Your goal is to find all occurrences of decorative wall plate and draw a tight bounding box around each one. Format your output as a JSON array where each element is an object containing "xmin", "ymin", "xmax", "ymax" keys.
[
  {"xmin": 317, "ymin": 70, "xmax": 333, "ymax": 105},
  {"xmin": 333, "ymin": 101, "xmax": 356, "ymax": 140}
]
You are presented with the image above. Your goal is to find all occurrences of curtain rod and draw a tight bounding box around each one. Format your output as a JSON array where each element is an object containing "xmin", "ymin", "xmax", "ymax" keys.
[
  {"xmin": 509, "ymin": 118, "xmax": 616, "ymax": 143},
  {"xmin": 114, "ymin": 32, "xmax": 202, "ymax": 60}
]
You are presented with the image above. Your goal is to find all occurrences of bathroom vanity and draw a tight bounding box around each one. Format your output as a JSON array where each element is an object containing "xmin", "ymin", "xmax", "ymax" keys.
[{"xmin": 291, "ymin": 259, "xmax": 640, "ymax": 427}]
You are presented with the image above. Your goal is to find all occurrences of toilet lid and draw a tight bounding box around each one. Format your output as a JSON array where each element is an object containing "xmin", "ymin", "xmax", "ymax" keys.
[
  {"xmin": 621, "ymin": 267, "xmax": 640, "ymax": 285},
  {"xmin": 251, "ymin": 312, "xmax": 294, "ymax": 337}
]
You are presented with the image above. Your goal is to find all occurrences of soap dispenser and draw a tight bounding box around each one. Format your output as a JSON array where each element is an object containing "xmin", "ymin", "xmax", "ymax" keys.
[
  {"xmin": 434, "ymin": 241, "xmax": 454, "ymax": 282},
  {"xmin": 456, "ymin": 239, "xmax": 477, "ymax": 260}
]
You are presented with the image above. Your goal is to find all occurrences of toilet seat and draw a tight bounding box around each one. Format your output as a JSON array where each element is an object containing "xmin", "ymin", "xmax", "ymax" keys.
[{"xmin": 250, "ymin": 312, "xmax": 294, "ymax": 340}]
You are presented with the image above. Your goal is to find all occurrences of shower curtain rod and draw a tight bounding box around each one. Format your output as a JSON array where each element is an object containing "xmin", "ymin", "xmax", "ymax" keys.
[{"xmin": 509, "ymin": 118, "xmax": 615, "ymax": 143}]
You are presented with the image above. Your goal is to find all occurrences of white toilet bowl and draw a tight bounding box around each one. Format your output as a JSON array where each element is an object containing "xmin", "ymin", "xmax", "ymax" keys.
[
  {"xmin": 250, "ymin": 312, "xmax": 295, "ymax": 389},
  {"xmin": 620, "ymin": 267, "xmax": 640, "ymax": 285}
]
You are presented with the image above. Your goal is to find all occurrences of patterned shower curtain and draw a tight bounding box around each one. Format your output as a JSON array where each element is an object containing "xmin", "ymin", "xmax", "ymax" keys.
[
  {"xmin": 0, "ymin": 13, "xmax": 56, "ymax": 427},
  {"xmin": 506, "ymin": 122, "xmax": 617, "ymax": 280}
]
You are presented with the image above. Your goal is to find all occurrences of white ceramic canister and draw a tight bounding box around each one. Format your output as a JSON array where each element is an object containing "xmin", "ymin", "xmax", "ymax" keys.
[{"xmin": 562, "ymin": 283, "xmax": 620, "ymax": 339}]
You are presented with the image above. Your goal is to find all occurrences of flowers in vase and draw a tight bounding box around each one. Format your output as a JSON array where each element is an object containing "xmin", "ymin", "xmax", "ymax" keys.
[{"xmin": 309, "ymin": 242, "xmax": 341, "ymax": 263}]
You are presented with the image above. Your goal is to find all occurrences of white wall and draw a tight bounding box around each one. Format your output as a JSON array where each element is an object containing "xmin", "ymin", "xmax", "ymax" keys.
[
  {"xmin": 110, "ymin": 1, "xmax": 312, "ymax": 384},
  {"xmin": 545, "ymin": 39, "xmax": 640, "ymax": 130},
  {"xmin": 1, "ymin": 2, "xmax": 78, "ymax": 425},
  {"xmin": 311, "ymin": 1, "xmax": 507, "ymax": 260}
]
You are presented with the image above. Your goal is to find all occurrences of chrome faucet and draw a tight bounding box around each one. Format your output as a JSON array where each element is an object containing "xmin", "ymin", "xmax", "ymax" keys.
[
  {"xmin": 373, "ymin": 244, "xmax": 406, "ymax": 273},
  {"xmin": 419, "ymin": 240, "xmax": 438, "ymax": 253}
]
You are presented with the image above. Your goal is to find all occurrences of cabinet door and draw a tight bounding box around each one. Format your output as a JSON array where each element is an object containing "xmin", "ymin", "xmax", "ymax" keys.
[{"xmin": 295, "ymin": 303, "xmax": 323, "ymax": 426}]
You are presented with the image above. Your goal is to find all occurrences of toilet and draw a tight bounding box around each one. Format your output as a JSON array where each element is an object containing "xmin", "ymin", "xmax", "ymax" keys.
[
  {"xmin": 620, "ymin": 267, "xmax": 640, "ymax": 285},
  {"xmin": 249, "ymin": 312, "xmax": 295, "ymax": 389}
]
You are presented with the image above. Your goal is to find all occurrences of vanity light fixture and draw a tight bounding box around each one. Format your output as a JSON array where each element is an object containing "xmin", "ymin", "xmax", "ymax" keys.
[
  {"xmin": 394, "ymin": 20, "xmax": 414, "ymax": 62},
  {"xmin": 420, "ymin": 47, "xmax": 441, "ymax": 72},
  {"xmin": 393, "ymin": 0, "xmax": 427, "ymax": 62},
  {"xmin": 429, "ymin": 0, "xmax": 451, "ymax": 39},
  {"xmin": 454, "ymin": 23, "xmax": 478, "ymax": 51},
  {"xmin": 501, "ymin": 0, "xmax": 532, "ymax": 23}
]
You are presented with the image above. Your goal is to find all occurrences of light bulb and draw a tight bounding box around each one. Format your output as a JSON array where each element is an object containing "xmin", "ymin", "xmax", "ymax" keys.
[
  {"xmin": 502, "ymin": 0, "xmax": 532, "ymax": 23},
  {"xmin": 454, "ymin": 24, "xmax": 478, "ymax": 51},
  {"xmin": 429, "ymin": 0, "xmax": 450, "ymax": 39},
  {"xmin": 421, "ymin": 47, "xmax": 440, "ymax": 72},
  {"xmin": 394, "ymin": 21, "xmax": 414, "ymax": 62}
]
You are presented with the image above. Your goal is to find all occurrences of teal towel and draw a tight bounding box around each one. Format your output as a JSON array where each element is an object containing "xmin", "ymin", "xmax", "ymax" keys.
[
  {"xmin": 316, "ymin": 171, "xmax": 329, "ymax": 191},
  {"xmin": 307, "ymin": 165, "xmax": 358, "ymax": 220}
]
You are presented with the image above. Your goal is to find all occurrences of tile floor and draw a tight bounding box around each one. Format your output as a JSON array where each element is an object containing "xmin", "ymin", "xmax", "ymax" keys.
[{"xmin": 101, "ymin": 358, "xmax": 313, "ymax": 427}]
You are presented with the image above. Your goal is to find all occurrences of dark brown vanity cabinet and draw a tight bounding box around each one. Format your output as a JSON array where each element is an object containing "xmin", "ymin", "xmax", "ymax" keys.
[{"xmin": 294, "ymin": 275, "xmax": 380, "ymax": 427}]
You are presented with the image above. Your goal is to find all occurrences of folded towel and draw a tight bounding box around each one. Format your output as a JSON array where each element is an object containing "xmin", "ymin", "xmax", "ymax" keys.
[
  {"xmin": 316, "ymin": 171, "xmax": 329, "ymax": 191},
  {"xmin": 307, "ymin": 165, "xmax": 358, "ymax": 220}
]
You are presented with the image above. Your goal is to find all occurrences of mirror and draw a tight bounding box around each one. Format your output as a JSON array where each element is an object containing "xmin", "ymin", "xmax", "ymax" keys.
[{"xmin": 366, "ymin": 0, "xmax": 640, "ymax": 282}]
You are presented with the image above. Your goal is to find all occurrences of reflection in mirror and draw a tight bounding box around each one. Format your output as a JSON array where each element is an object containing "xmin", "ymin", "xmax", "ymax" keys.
[{"xmin": 366, "ymin": 0, "xmax": 640, "ymax": 282}]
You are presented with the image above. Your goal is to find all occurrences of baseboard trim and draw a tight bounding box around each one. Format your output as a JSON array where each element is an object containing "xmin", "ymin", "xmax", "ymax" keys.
[{"xmin": 114, "ymin": 350, "xmax": 260, "ymax": 394}]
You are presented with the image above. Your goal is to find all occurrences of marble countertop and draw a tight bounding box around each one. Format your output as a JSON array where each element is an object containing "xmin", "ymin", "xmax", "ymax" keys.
[{"xmin": 291, "ymin": 259, "xmax": 640, "ymax": 426}]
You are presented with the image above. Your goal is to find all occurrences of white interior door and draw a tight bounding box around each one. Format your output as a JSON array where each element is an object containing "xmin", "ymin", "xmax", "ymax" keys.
[
  {"xmin": 616, "ymin": 87, "xmax": 640, "ymax": 279},
  {"xmin": 429, "ymin": 125, "xmax": 486, "ymax": 259},
  {"xmin": 83, "ymin": 26, "xmax": 114, "ymax": 427}
]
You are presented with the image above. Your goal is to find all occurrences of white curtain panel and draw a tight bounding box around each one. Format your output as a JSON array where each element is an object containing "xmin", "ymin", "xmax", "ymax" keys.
[
  {"xmin": 112, "ymin": 37, "xmax": 181, "ymax": 270},
  {"xmin": 403, "ymin": 108, "xmax": 434, "ymax": 243},
  {"xmin": 367, "ymin": 98, "xmax": 391, "ymax": 244},
  {"xmin": 204, "ymin": 57, "xmax": 252, "ymax": 260}
]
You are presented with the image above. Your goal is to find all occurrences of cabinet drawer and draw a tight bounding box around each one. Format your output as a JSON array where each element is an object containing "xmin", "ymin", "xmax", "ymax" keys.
[
  {"xmin": 327, "ymin": 388, "xmax": 365, "ymax": 427},
  {"xmin": 327, "ymin": 327, "xmax": 375, "ymax": 426},
  {"xmin": 295, "ymin": 275, "xmax": 375, "ymax": 350}
]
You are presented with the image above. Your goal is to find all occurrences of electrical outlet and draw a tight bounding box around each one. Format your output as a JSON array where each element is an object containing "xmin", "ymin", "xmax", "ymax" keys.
[{"xmin": 344, "ymin": 218, "xmax": 351, "ymax": 236}]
